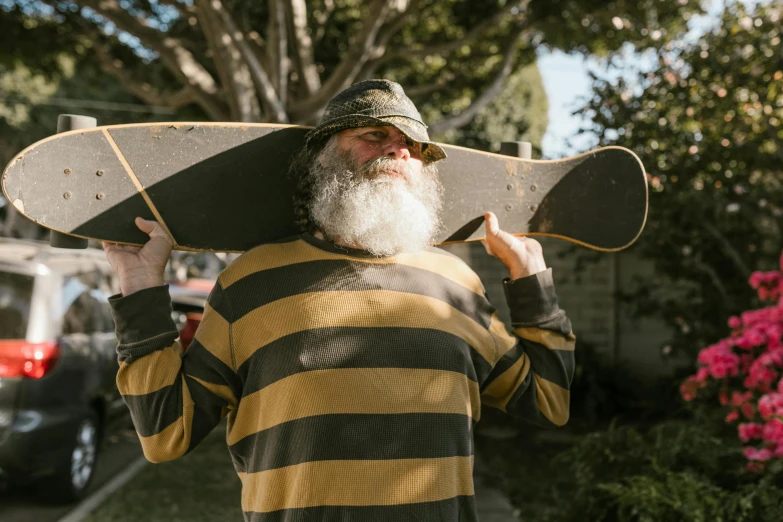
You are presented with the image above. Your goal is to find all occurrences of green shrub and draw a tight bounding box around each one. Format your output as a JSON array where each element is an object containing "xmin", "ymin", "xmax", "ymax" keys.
[{"xmin": 532, "ymin": 421, "xmax": 783, "ymax": 522}]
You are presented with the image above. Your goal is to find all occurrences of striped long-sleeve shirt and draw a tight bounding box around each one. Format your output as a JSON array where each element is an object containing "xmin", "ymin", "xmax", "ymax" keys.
[{"xmin": 108, "ymin": 233, "xmax": 575, "ymax": 521}]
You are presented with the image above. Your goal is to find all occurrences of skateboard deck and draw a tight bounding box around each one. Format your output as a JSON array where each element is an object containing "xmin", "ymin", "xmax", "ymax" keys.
[{"xmin": 2, "ymin": 123, "xmax": 647, "ymax": 252}]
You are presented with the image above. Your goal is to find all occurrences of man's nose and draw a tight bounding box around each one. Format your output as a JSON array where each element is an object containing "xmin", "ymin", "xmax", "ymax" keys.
[{"xmin": 383, "ymin": 139, "xmax": 411, "ymax": 161}]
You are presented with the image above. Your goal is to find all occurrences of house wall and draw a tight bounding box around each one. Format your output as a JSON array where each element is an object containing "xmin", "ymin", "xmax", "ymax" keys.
[{"xmin": 441, "ymin": 238, "xmax": 683, "ymax": 382}]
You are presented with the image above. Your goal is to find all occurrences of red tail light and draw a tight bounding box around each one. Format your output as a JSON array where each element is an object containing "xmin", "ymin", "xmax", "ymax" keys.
[
  {"xmin": 0, "ymin": 341, "xmax": 60, "ymax": 379},
  {"xmin": 180, "ymin": 312, "xmax": 203, "ymax": 351}
]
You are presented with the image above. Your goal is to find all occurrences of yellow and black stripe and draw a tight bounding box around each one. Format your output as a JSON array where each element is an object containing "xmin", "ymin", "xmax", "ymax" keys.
[{"xmin": 110, "ymin": 233, "xmax": 575, "ymax": 521}]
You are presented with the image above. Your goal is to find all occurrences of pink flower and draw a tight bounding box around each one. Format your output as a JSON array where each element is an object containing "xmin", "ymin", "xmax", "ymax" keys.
[
  {"xmin": 766, "ymin": 349, "xmax": 783, "ymax": 366},
  {"xmin": 765, "ymin": 325, "xmax": 783, "ymax": 348},
  {"xmin": 683, "ymin": 250, "xmax": 783, "ymax": 464},
  {"xmin": 694, "ymin": 367, "xmax": 710, "ymax": 382},
  {"xmin": 761, "ymin": 419, "xmax": 783, "ymax": 444},
  {"xmin": 696, "ymin": 344, "xmax": 741, "ymax": 378},
  {"xmin": 745, "ymin": 359, "xmax": 779, "ymax": 389},
  {"xmin": 730, "ymin": 391, "xmax": 752, "ymax": 406},
  {"xmin": 744, "ymin": 446, "xmax": 774, "ymax": 461},
  {"xmin": 758, "ymin": 393, "xmax": 783, "ymax": 418},
  {"xmin": 744, "ymin": 329, "xmax": 766, "ymax": 347},
  {"xmin": 741, "ymin": 310, "xmax": 758, "ymax": 327},
  {"xmin": 738, "ymin": 422, "xmax": 763, "ymax": 442}
]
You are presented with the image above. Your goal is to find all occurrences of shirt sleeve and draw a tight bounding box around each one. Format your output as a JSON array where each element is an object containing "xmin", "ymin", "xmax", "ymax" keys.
[
  {"xmin": 109, "ymin": 283, "xmax": 241, "ymax": 463},
  {"xmin": 479, "ymin": 268, "xmax": 576, "ymax": 427}
]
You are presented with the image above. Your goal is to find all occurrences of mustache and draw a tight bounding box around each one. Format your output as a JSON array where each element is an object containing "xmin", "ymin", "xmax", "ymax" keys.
[{"xmin": 358, "ymin": 157, "xmax": 413, "ymax": 180}]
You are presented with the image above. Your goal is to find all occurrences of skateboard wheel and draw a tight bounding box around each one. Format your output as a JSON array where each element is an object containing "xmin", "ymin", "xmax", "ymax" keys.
[{"xmin": 50, "ymin": 231, "xmax": 88, "ymax": 249}]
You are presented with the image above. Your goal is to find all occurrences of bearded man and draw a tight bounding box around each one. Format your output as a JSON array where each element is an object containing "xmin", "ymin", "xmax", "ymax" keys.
[{"xmin": 103, "ymin": 79, "xmax": 575, "ymax": 522}]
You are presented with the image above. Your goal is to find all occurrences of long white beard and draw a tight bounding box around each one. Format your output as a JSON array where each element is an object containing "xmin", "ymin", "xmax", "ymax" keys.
[{"xmin": 308, "ymin": 139, "xmax": 443, "ymax": 256}]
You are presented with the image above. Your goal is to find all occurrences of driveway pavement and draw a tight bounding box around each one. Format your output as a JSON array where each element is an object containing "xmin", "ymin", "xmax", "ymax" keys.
[{"xmin": 0, "ymin": 427, "xmax": 142, "ymax": 522}]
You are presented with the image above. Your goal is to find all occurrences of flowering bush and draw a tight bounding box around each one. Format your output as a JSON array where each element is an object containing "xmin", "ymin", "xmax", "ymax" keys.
[{"xmin": 681, "ymin": 252, "xmax": 783, "ymax": 467}]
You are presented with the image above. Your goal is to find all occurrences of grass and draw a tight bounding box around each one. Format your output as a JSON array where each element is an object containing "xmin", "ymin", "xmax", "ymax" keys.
[{"xmin": 84, "ymin": 423, "xmax": 243, "ymax": 522}]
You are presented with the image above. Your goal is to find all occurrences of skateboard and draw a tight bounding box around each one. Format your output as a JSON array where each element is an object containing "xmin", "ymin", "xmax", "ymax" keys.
[{"xmin": 2, "ymin": 122, "xmax": 648, "ymax": 252}]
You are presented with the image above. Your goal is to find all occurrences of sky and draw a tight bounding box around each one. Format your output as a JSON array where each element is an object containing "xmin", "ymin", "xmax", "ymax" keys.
[
  {"xmin": 536, "ymin": 50, "xmax": 597, "ymax": 158},
  {"xmin": 535, "ymin": 0, "xmax": 744, "ymax": 159}
]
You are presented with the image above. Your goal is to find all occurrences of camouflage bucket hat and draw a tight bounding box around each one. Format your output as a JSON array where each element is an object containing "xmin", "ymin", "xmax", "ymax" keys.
[{"xmin": 304, "ymin": 79, "xmax": 447, "ymax": 163}]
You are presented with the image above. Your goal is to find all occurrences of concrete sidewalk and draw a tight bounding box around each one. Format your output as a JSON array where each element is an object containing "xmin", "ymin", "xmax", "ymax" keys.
[{"xmin": 474, "ymin": 474, "xmax": 518, "ymax": 521}]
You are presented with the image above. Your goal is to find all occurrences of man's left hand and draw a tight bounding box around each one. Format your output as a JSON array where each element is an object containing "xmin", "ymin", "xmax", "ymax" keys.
[{"xmin": 482, "ymin": 211, "xmax": 547, "ymax": 280}]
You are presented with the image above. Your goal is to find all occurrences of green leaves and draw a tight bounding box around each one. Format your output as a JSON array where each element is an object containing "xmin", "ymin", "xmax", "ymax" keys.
[
  {"xmin": 579, "ymin": 1, "xmax": 783, "ymax": 358},
  {"xmin": 547, "ymin": 421, "xmax": 783, "ymax": 522}
]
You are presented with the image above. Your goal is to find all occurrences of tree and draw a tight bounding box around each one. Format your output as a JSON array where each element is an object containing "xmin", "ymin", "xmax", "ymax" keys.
[
  {"xmin": 0, "ymin": 0, "xmax": 704, "ymax": 240},
  {"xmin": 3, "ymin": 0, "xmax": 702, "ymax": 131},
  {"xmin": 577, "ymin": 1, "xmax": 783, "ymax": 359}
]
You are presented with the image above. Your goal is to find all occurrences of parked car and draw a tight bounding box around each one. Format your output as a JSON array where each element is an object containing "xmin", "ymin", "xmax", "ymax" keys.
[
  {"xmin": 0, "ymin": 237, "xmax": 127, "ymax": 502},
  {"xmin": 168, "ymin": 279, "xmax": 213, "ymax": 351}
]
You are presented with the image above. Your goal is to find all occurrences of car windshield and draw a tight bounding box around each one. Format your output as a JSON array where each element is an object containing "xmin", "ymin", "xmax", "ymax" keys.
[{"xmin": 0, "ymin": 271, "xmax": 34, "ymax": 339}]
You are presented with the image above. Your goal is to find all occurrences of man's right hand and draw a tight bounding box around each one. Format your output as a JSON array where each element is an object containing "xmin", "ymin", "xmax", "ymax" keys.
[{"xmin": 102, "ymin": 217, "xmax": 174, "ymax": 296}]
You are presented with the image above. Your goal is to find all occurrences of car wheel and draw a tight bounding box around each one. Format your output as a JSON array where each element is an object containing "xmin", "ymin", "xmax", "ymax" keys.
[{"xmin": 46, "ymin": 411, "xmax": 100, "ymax": 503}]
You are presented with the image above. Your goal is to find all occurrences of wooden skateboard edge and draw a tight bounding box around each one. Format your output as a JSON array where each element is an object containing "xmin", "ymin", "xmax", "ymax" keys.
[
  {"xmin": 436, "ymin": 228, "xmax": 646, "ymax": 252},
  {"xmin": 2, "ymin": 123, "xmax": 649, "ymax": 254}
]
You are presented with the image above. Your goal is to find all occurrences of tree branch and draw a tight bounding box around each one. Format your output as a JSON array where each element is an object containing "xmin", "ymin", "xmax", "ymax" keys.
[
  {"xmin": 266, "ymin": 0, "xmax": 289, "ymax": 106},
  {"xmin": 313, "ymin": 0, "xmax": 335, "ymax": 45},
  {"xmin": 428, "ymin": 27, "xmax": 525, "ymax": 136},
  {"xmin": 691, "ymin": 259, "xmax": 732, "ymax": 311},
  {"xmin": 289, "ymin": 0, "xmax": 393, "ymax": 118},
  {"xmin": 702, "ymin": 219, "xmax": 751, "ymax": 278},
  {"xmin": 246, "ymin": 31, "xmax": 271, "ymax": 73},
  {"xmin": 155, "ymin": 0, "xmax": 196, "ymax": 16},
  {"xmin": 94, "ymin": 43, "xmax": 195, "ymax": 107},
  {"xmin": 274, "ymin": 0, "xmax": 289, "ymax": 108},
  {"xmin": 286, "ymin": 0, "xmax": 321, "ymax": 96},
  {"xmin": 404, "ymin": 75, "xmax": 454, "ymax": 99},
  {"xmin": 194, "ymin": 1, "xmax": 241, "ymax": 119},
  {"xmin": 376, "ymin": 0, "xmax": 529, "ymax": 66},
  {"xmin": 199, "ymin": 0, "xmax": 284, "ymax": 122},
  {"xmin": 354, "ymin": 0, "xmax": 422, "ymax": 81},
  {"xmin": 201, "ymin": 1, "xmax": 263, "ymax": 122},
  {"xmin": 375, "ymin": 0, "xmax": 424, "ymax": 49},
  {"xmin": 79, "ymin": 0, "xmax": 226, "ymax": 120}
]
